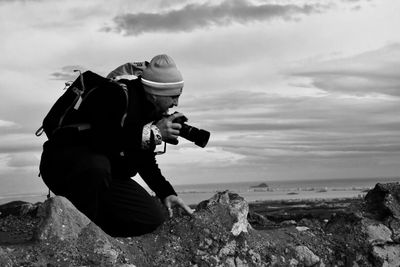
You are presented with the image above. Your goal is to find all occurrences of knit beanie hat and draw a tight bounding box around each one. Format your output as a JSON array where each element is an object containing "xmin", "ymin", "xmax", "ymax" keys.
[{"xmin": 141, "ymin": 54, "xmax": 184, "ymax": 96}]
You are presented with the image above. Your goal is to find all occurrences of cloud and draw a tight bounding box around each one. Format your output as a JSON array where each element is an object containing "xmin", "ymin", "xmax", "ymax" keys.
[
  {"xmin": 180, "ymin": 87, "xmax": 400, "ymax": 172},
  {"xmin": 0, "ymin": 133, "xmax": 42, "ymax": 154},
  {"xmin": 103, "ymin": 0, "xmax": 325, "ymax": 35},
  {"xmin": 0, "ymin": 119, "xmax": 18, "ymax": 129},
  {"xmin": 288, "ymin": 43, "xmax": 400, "ymax": 96},
  {"xmin": 6, "ymin": 153, "xmax": 39, "ymax": 168},
  {"xmin": 50, "ymin": 65, "xmax": 87, "ymax": 81},
  {"xmin": 0, "ymin": 0, "xmax": 40, "ymax": 2}
]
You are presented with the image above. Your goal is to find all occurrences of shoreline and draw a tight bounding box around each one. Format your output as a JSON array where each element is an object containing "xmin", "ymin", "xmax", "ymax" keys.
[
  {"xmin": 0, "ymin": 189, "xmax": 367, "ymax": 206},
  {"xmin": 179, "ymin": 188, "xmax": 367, "ymax": 205},
  {"xmin": 1, "ymin": 177, "xmax": 396, "ymax": 206}
]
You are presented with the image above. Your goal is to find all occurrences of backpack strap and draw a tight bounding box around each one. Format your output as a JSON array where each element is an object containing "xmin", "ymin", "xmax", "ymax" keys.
[{"xmin": 116, "ymin": 82, "xmax": 129, "ymax": 127}]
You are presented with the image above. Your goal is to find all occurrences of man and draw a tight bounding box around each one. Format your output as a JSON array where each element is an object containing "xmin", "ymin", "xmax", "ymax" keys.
[{"xmin": 39, "ymin": 54, "xmax": 193, "ymax": 237}]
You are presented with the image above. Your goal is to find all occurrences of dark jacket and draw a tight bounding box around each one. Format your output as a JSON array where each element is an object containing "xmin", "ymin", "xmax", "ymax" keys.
[{"xmin": 45, "ymin": 78, "xmax": 176, "ymax": 201}]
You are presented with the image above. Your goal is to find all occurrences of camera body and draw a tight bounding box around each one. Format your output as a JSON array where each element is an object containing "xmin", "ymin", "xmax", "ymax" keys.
[{"xmin": 172, "ymin": 114, "xmax": 210, "ymax": 148}]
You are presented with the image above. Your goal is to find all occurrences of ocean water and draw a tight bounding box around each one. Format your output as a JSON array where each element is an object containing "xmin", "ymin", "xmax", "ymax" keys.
[
  {"xmin": 175, "ymin": 177, "xmax": 400, "ymax": 205},
  {"xmin": 1, "ymin": 176, "xmax": 399, "ymax": 206}
]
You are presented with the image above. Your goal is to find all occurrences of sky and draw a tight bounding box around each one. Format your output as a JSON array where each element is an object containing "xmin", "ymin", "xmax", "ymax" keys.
[{"xmin": 0, "ymin": 0, "xmax": 399, "ymax": 196}]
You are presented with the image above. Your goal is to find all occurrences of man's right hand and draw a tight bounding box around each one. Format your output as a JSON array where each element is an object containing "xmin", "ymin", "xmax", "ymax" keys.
[{"xmin": 155, "ymin": 112, "xmax": 185, "ymax": 144}]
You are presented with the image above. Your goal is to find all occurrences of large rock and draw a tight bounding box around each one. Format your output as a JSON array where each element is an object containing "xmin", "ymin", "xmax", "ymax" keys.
[
  {"xmin": 34, "ymin": 196, "xmax": 91, "ymax": 241},
  {"xmin": 372, "ymin": 245, "xmax": 400, "ymax": 267},
  {"xmin": 365, "ymin": 182, "xmax": 400, "ymax": 220},
  {"xmin": 1, "ymin": 196, "xmax": 131, "ymax": 266},
  {"xmin": 123, "ymin": 191, "xmax": 265, "ymax": 266},
  {"xmin": 197, "ymin": 190, "xmax": 252, "ymax": 236},
  {"xmin": 323, "ymin": 182, "xmax": 400, "ymax": 267}
]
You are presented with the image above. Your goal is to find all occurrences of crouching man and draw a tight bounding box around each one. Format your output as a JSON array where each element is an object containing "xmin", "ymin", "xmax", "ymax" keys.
[{"xmin": 39, "ymin": 54, "xmax": 193, "ymax": 237}]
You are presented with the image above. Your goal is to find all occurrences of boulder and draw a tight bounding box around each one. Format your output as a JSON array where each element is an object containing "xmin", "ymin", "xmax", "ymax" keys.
[
  {"xmin": 365, "ymin": 182, "xmax": 400, "ymax": 220},
  {"xmin": 2, "ymin": 196, "xmax": 131, "ymax": 266},
  {"xmin": 197, "ymin": 190, "xmax": 252, "ymax": 236},
  {"xmin": 294, "ymin": 245, "xmax": 320, "ymax": 266},
  {"xmin": 372, "ymin": 245, "xmax": 400, "ymax": 267},
  {"xmin": 34, "ymin": 196, "xmax": 91, "ymax": 241},
  {"xmin": 124, "ymin": 191, "xmax": 265, "ymax": 266},
  {"xmin": 364, "ymin": 223, "xmax": 393, "ymax": 245}
]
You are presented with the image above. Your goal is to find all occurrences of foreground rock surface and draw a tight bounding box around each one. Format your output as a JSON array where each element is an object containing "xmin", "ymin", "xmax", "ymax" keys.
[{"xmin": 1, "ymin": 183, "xmax": 400, "ymax": 266}]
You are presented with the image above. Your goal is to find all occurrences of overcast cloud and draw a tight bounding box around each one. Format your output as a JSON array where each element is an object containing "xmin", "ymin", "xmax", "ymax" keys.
[
  {"xmin": 289, "ymin": 44, "xmax": 400, "ymax": 96},
  {"xmin": 104, "ymin": 1, "xmax": 325, "ymax": 35}
]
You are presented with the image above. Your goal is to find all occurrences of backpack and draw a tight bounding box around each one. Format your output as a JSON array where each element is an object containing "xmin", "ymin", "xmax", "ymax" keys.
[{"xmin": 36, "ymin": 62, "xmax": 147, "ymax": 139}]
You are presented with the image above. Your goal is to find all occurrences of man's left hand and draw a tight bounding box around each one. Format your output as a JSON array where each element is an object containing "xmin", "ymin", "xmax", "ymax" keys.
[{"xmin": 164, "ymin": 195, "xmax": 194, "ymax": 218}]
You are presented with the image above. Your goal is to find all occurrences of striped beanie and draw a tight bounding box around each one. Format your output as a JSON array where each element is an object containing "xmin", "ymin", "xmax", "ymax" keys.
[{"xmin": 141, "ymin": 54, "xmax": 184, "ymax": 96}]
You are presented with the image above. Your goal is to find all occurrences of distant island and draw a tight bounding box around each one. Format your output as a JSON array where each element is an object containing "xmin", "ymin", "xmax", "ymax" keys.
[
  {"xmin": 250, "ymin": 182, "xmax": 269, "ymax": 188},
  {"xmin": 249, "ymin": 182, "xmax": 271, "ymax": 192}
]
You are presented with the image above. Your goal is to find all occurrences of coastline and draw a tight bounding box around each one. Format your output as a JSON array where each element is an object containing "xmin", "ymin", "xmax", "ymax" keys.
[
  {"xmin": 178, "ymin": 187, "xmax": 368, "ymax": 206},
  {"xmin": 0, "ymin": 194, "xmax": 48, "ymax": 205},
  {"xmin": 0, "ymin": 188, "xmax": 367, "ymax": 206},
  {"xmin": 1, "ymin": 176, "xmax": 397, "ymax": 206}
]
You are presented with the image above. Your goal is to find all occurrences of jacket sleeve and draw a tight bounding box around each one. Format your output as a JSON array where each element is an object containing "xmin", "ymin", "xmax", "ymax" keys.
[
  {"xmin": 136, "ymin": 149, "xmax": 177, "ymax": 201},
  {"xmin": 123, "ymin": 121, "xmax": 177, "ymax": 200},
  {"xmin": 121, "ymin": 79, "xmax": 177, "ymax": 200}
]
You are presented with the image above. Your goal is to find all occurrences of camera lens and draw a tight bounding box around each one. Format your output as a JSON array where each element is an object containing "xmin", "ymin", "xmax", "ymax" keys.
[{"xmin": 180, "ymin": 124, "xmax": 210, "ymax": 148}]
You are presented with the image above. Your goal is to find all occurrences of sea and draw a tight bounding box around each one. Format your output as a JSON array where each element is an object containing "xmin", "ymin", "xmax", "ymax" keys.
[{"xmin": 1, "ymin": 176, "xmax": 399, "ymax": 206}]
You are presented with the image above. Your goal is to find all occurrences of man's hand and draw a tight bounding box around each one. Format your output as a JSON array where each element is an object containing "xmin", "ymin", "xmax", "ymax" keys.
[
  {"xmin": 164, "ymin": 195, "xmax": 195, "ymax": 218},
  {"xmin": 155, "ymin": 113, "xmax": 185, "ymax": 144}
]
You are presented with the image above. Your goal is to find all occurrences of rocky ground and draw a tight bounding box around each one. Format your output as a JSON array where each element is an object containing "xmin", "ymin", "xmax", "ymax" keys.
[
  {"xmin": 1, "ymin": 183, "xmax": 400, "ymax": 266},
  {"xmin": 248, "ymin": 197, "xmax": 363, "ymax": 227}
]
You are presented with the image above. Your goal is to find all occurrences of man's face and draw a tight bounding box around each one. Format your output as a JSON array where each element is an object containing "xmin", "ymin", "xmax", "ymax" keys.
[{"xmin": 150, "ymin": 94, "xmax": 180, "ymax": 115}]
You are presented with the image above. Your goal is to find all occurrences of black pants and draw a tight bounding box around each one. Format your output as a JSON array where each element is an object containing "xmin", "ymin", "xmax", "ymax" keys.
[{"xmin": 39, "ymin": 141, "xmax": 165, "ymax": 237}]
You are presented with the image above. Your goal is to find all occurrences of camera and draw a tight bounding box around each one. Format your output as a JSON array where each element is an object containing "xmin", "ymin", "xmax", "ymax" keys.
[{"xmin": 172, "ymin": 113, "xmax": 210, "ymax": 148}]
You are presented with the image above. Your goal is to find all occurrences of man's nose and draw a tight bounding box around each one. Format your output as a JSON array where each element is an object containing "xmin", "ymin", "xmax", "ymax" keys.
[{"xmin": 173, "ymin": 97, "xmax": 179, "ymax": 106}]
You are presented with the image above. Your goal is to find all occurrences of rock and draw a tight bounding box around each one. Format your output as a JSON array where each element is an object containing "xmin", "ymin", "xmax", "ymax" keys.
[
  {"xmin": 299, "ymin": 218, "xmax": 322, "ymax": 229},
  {"xmin": 124, "ymin": 190, "xmax": 265, "ymax": 266},
  {"xmin": 294, "ymin": 245, "xmax": 320, "ymax": 266},
  {"xmin": 0, "ymin": 247, "xmax": 13, "ymax": 267},
  {"xmin": 235, "ymin": 256, "xmax": 246, "ymax": 267},
  {"xmin": 218, "ymin": 240, "xmax": 237, "ymax": 257},
  {"xmin": 289, "ymin": 258, "xmax": 299, "ymax": 266},
  {"xmin": 387, "ymin": 217, "xmax": 400, "ymax": 242},
  {"xmin": 296, "ymin": 226, "xmax": 309, "ymax": 232},
  {"xmin": 364, "ymin": 223, "xmax": 393, "ymax": 245},
  {"xmin": 197, "ymin": 190, "xmax": 251, "ymax": 236},
  {"xmin": 3, "ymin": 196, "xmax": 130, "ymax": 266},
  {"xmin": 365, "ymin": 182, "xmax": 400, "ymax": 220},
  {"xmin": 76, "ymin": 222, "xmax": 123, "ymax": 266},
  {"xmin": 0, "ymin": 201, "xmax": 38, "ymax": 218},
  {"xmin": 34, "ymin": 196, "xmax": 91, "ymax": 241},
  {"xmin": 371, "ymin": 245, "xmax": 400, "ymax": 267},
  {"xmin": 281, "ymin": 220, "xmax": 297, "ymax": 226},
  {"xmin": 247, "ymin": 211, "xmax": 274, "ymax": 228}
]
